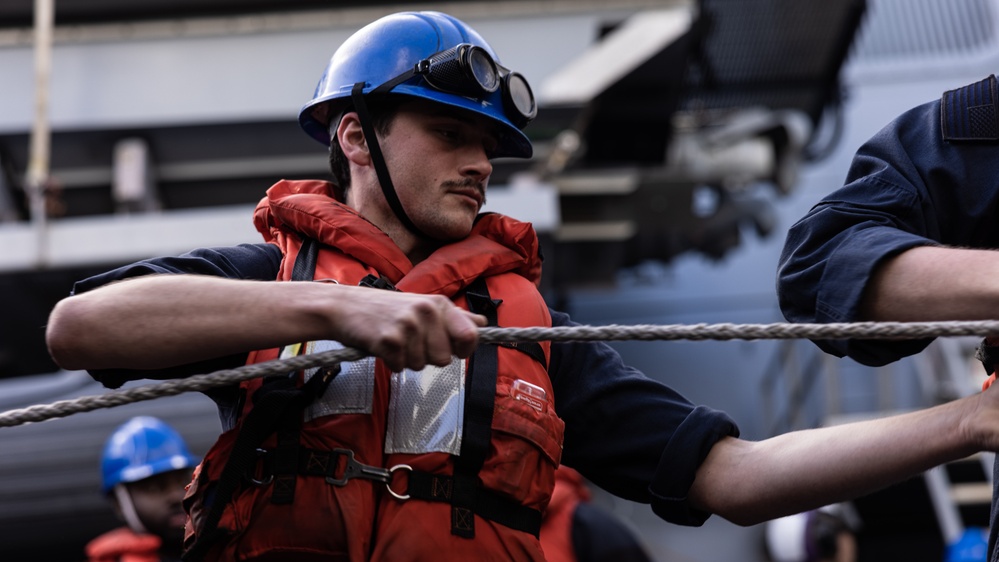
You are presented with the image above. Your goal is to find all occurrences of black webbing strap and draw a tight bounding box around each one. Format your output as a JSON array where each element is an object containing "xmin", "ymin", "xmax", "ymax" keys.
[
  {"xmin": 253, "ymin": 447, "xmax": 345, "ymax": 479},
  {"xmin": 499, "ymin": 341, "xmax": 547, "ymax": 370},
  {"xmin": 291, "ymin": 236, "xmax": 319, "ymax": 282},
  {"xmin": 269, "ymin": 412, "xmax": 301, "ymax": 505},
  {"xmin": 268, "ymin": 236, "xmax": 320, "ymax": 505},
  {"xmin": 184, "ymin": 238, "xmax": 335, "ymax": 561},
  {"xmin": 253, "ymin": 447, "xmax": 386, "ymax": 484},
  {"xmin": 450, "ymin": 277, "xmax": 501, "ymax": 538},
  {"xmin": 406, "ymin": 471, "xmax": 542, "ymax": 537},
  {"xmin": 350, "ymin": 82, "xmax": 429, "ymax": 239},
  {"xmin": 183, "ymin": 373, "xmax": 335, "ymax": 561}
]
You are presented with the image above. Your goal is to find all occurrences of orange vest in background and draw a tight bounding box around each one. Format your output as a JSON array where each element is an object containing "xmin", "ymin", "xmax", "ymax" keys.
[{"xmin": 86, "ymin": 527, "xmax": 162, "ymax": 562}]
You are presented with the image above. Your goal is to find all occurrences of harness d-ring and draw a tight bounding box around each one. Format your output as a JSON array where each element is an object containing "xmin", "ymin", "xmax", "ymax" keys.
[
  {"xmin": 247, "ymin": 448, "xmax": 274, "ymax": 486},
  {"xmin": 386, "ymin": 464, "xmax": 412, "ymax": 500}
]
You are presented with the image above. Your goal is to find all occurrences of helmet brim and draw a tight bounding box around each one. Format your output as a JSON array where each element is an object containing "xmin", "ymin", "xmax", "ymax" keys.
[{"xmin": 299, "ymin": 87, "xmax": 533, "ymax": 160}]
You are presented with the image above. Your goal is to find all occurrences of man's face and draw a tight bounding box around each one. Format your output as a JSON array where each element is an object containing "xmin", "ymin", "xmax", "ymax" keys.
[
  {"xmin": 375, "ymin": 99, "xmax": 499, "ymax": 241},
  {"xmin": 125, "ymin": 468, "xmax": 191, "ymax": 546}
]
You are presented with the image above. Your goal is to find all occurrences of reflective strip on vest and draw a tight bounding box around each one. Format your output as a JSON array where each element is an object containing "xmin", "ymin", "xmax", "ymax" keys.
[
  {"xmin": 302, "ymin": 340, "xmax": 375, "ymax": 420},
  {"xmin": 300, "ymin": 339, "xmax": 467, "ymax": 456},
  {"xmin": 386, "ymin": 356, "xmax": 466, "ymax": 455}
]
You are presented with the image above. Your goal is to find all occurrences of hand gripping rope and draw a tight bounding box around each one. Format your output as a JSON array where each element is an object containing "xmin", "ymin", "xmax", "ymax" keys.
[{"xmin": 2, "ymin": 320, "xmax": 999, "ymax": 428}]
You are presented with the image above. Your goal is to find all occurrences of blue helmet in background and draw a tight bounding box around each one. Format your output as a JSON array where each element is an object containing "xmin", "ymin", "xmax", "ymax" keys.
[
  {"xmin": 100, "ymin": 416, "xmax": 198, "ymax": 494},
  {"xmin": 298, "ymin": 11, "xmax": 535, "ymax": 159}
]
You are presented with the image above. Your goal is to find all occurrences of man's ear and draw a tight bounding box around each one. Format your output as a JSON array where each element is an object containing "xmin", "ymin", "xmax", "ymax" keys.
[{"xmin": 337, "ymin": 112, "xmax": 371, "ymax": 166}]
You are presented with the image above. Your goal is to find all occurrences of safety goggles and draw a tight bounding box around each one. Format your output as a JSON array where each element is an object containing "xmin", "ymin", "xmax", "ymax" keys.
[{"xmin": 371, "ymin": 43, "xmax": 537, "ymax": 128}]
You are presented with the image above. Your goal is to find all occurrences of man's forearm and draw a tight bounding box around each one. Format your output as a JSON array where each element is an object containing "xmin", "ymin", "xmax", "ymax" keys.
[
  {"xmin": 689, "ymin": 395, "xmax": 979, "ymax": 526},
  {"xmin": 46, "ymin": 274, "xmax": 339, "ymax": 370},
  {"xmin": 862, "ymin": 246, "xmax": 999, "ymax": 321},
  {"xmin": 46, "ymin": 273, "xmax": 484, "ymax": 374}
]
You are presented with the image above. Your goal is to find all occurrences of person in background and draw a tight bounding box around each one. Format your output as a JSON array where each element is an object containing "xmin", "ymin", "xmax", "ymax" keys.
[
  {"xmin": 776, "ymin": 73, "xmax": 999, "ymax": 560},
  {"xmin": 764, "ymin": 505, "xmax": 857, "ymax": 562},
  {"xmin": 86, "ymin": 416, "xmax": 198, "ymax": 562},
  {"xmin": 539, "ymin": 466, "xmax": 653, "ymax": 562}
]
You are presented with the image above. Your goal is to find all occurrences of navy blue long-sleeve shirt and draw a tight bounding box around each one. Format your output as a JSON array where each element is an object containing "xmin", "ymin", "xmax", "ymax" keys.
[{"xmin": 73, "ymin": 242, "xmax": 738, "ymax": 527}]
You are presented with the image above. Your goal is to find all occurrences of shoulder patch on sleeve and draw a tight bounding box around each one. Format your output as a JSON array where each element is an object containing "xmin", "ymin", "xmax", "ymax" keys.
[{"xmin": 941, "ymin": 74, "xmax": 999, "ymax": 141}]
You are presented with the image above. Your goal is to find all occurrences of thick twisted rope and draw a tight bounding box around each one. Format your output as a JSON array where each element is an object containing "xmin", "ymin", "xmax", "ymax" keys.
[{"xmin": 2, "ymin": 320, "xmax": 999, "ymax": 429}]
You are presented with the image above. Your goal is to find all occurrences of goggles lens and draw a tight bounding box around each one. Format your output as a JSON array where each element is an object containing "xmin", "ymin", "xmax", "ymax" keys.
[
  {"xmin": 467, "ymin": 48, "xmax": 500, "ymax": 93},
  {"xmin": 503, "ymin": 72, "xmax": 537, "ymax": 126}
]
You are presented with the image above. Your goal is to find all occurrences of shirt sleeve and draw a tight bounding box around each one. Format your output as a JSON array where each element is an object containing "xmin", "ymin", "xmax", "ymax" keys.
[
  {"xmin": 72, "ymin": 243, "xmax": 283, "ymax": 296},
  {"xmin": 73, "ymin": 243, "xmax": 283, "ymax": 388},
  {"xmin": 777, "ymin": 96, "xmax": 999, "ymax": 366},
  {"xmin": 548, "ymin": 308, "xmax": 739, "ymax": 526}
]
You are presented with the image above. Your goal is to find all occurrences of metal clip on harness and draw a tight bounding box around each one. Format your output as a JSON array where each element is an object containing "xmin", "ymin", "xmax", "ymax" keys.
[{"xmin": 325, "ymin": 448, "xmax": 412, "ymax": 500}]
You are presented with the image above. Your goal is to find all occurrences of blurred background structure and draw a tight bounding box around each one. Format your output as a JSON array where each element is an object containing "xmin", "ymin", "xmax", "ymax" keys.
[{"xmin": 0, "ymin": 0, "xmax": 996, "ymax": 560}]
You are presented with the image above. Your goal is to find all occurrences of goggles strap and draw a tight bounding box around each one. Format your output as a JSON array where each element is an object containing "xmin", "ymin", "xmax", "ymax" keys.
[
  {"xmin": 371, "ymin": 69, "xmax": 418, "ymax": 95},
  {"xmin": 350, "ymin": 82, "xmax": 429, "ymax": 240},
  {"xmin": 113, "ymin": 484, "xmax": 148, "ymax": 535}
]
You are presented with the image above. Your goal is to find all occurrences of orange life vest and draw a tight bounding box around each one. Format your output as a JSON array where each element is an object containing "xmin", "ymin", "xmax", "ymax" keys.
[
  {"xmin": 183, "ymin": 180, "xmax": 564, "ymax": 561},
  {"xmin": 86, "ymin": 527, "xmax": 162, "ymax": 562}
]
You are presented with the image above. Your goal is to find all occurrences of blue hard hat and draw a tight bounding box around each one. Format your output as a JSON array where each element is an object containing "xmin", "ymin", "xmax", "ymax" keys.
[
  {"xmin": 100, "ymin": 416, "xmax": 198, "ymax": 494},
  {"xmin": 298, "ymin": 11, "xmax": 534, "ymax": 159},
  {"xmin": 945, "ymin": 528, "xmax": 989, "ymax": 562}
]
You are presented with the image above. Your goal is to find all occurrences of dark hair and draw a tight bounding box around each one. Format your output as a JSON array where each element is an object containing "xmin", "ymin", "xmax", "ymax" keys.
[{"xmin": 327, "ymin": 96, "xmax": 407, "ymax": 202}]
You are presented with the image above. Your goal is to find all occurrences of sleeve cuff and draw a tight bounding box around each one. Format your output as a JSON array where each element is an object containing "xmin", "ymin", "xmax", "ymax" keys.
[{"xmin": 649, "ymin": 405, "xmax": 739, "ymax": 526}]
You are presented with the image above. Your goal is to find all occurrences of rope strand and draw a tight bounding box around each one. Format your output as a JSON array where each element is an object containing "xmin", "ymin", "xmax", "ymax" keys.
[{"xmin": 2, "ymin": 320, "xmax": 997, "ymax": 429}]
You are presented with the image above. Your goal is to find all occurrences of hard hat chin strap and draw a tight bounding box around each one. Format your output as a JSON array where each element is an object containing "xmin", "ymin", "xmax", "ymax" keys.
[
  {"xmin": 350, "ymin": 83, "xmax": 432, "ymax": 240},
  {"xmin": 113, "ymin": 483, "xmax": 148, "ymax": 535}
]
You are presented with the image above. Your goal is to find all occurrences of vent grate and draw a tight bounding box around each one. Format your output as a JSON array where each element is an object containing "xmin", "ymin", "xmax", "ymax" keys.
[{"xmin": 853, "ymin": 0, "xmax": 996, "ymax": 60}]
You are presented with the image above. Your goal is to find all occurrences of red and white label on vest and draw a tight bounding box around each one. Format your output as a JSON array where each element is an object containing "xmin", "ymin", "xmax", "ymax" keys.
[{"xmin": 511, "ymin": 379, "xmax": 547, "ymax": 413}]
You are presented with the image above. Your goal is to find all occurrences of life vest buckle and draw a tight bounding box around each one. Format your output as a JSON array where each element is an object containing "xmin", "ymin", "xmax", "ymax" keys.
[{"xmin": 358, "ymin": 274, "xmax": 399, "ymax": 291}]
